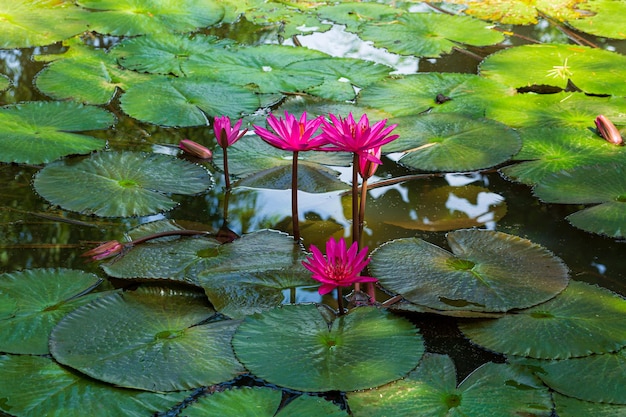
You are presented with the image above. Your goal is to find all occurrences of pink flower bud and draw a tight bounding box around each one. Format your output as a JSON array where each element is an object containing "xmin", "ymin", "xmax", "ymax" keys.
[
  {"xmin": 595, "ymin": 115, "xmax": 623, "ymax": 145},
  {"xmin": 81, "ymin": 240, "xmax": 123, "ymax": 261},
  {"xmin": 179, "ymin": 139, "xmax": 213, "ymax": 159}
]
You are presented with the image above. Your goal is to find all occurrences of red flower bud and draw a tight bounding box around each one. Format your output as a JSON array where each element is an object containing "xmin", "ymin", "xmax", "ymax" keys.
[
  {"xmin": 81, "ymin": 240, "xmax": 123, "ymax": 261},
  {"xmin": 595, "ymin": 115, "xmax": 623, "ymax": 145},
  {"xmin": 179, "ymin": 139, "xmax": 213, "ymax": 159}
]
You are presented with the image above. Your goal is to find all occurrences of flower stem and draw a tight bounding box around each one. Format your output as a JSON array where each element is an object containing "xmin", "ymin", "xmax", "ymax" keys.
[
  {"xmin": 358, "ymin": 177, "xmax": 368, "ymax": 248},
  {"xmin": 223, "ymin": 146, "xmax": 231, "ymax": 190},
  {"xmin": 351, "ymin": 153, "xmax": 360, "ymax": 247},
  {"xmin": 292, "ymin": 151, "xmax": 301, "ymax": 242},
  {"xmin": 337, "ymin": 287, "xmax": 345, "ymax": 315}
]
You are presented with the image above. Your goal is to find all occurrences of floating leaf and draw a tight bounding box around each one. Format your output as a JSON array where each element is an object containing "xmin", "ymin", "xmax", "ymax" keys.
[
  {"xmin": 75, "ymin": 0, "xmax": 225, "ymax": 36},
  {"xmin": 460, "ymin": 281, "xmax": 626, "ymax": 359},
  {"xmin": 243, "ymin": 2, "xmax": 332, "ymax": 39},
  {"xmin": 480, "ymin": 44, "xmax": 626, "ymax": 95},
  {"xmin": 34, "ymin": 151, "xmax": 212, "ymax": 217},
  {"xmin": 445, "ymin": 0, "xmax": 582, "ymax": 25},
  {"xmin": 514, "ymin": 349, "xmax": 626, "ymax": 404},
  {"xmin": 358, "ymin": 73, "xmax": 515, "ymax": 118},
  {"xmin": 183, "ymin": 386, "xmax": 349, "ymax": 417},
  {"xmin": 358, "ymin": 12, "xmax": 505, "ymax": 58},
  {"xmin": 0, "ymin": 268, "xmax": 103, "ymax": 354},
  {"xmin": 0, "ymin": 101, "xmax": 113, "ymax": 164},
  {"xmin": 554, "ymin": 392, "xmax": 626, "ymax": 417},
  {"xmin": 232, "ymin": 304, "xmax": 424, "ymax": 392},
  {"xmin": 0, "ymin": 355, "xmax": 189, "ymax": 417},
  {"xmin": 500, "ymin": 126, "xmax": 625, "ymax": 185},
  {"xmin": 347, "ymin": 353, "xmax": 553, "ymax": 417},
  {"xmin": 120, "ymin": 75, "xmax": 260, "ymax": 127},
  {"xmin": 0, "ymin": 73, "xmax": 10, "ymax": 92},
  {"xmin": 370, "ymin": 229, "xmax": 569, "ymax": 313},
  {"xmin": 533, "ymin": 162, "xmax": 626, "ymax": 237},
  {"xmin": 386, "ymin": 113, "xmax": 521, "ymax": 172},
  {"xmin": 568, "ymin": 0, "xmax": 626, "ymax": 39},
  {"xmin": 50, "ymin": 286, "xmax": 243, "ymax": 392},
  {"xmin": 0, "ymin": 1, "xmax": 89, "ymax": 48}
]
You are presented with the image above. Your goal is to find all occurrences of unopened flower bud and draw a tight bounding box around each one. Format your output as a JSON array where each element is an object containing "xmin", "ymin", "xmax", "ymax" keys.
[
  {"xmin": 179, "ymin": 139, "xmax": 213, "ymax": 159},
  {"xmin": 81, "ymin": 240, "xmax": 123, "ymax": 261},
  {"xmin": 595, "ymin": 115, "xmax": 623, "ymax": 145}
]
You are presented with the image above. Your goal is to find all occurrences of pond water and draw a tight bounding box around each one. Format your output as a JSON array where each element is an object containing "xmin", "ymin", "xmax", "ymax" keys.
[{"xmin": 1, "ymin": 2, "xmax": 626, "ymax": 416}]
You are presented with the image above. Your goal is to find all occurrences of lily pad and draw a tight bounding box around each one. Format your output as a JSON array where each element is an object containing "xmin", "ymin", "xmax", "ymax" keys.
[
  {"xmin": 568, "ymin": 0, "xmax": 626, "ymax": 39},
  {"xmin": 34, "ymin": 151, "xmax": 212, "ymax": 217},
  {"xmin": 358, "ymin": 12, "xmax": 505, "ymax": 58},
  {"xmin": 0, "ymin": 1, "xmax": 89, "ymax": 48},
  {"xmin": 445, "ymin": 0, "xmax": 582, "ymax": 25},
  {"xmin": 554, "ymin": 392, "xmax": 626, "ymax": 417},
  {"xmin": 182, "ymin": 386, "xmax": 348, "ymax": 417},
  {"xmin": 370, "ymin": 229, "xmax": 569, "ymax": 313},
  {"xmin": 385, "ymin": 113, "xmax": 521, "ymax": 172},
  {"xmin": 347, "ymin": 353, "xmax": 553, "ymax": 417},
  {"xmin": 480, "ymin": 44, "xmax": 626, "ymax": 95},
  {"xmin": 0, "ymin": 268, "xmax": 103, "ymax": 354},
  {"xmin": 532, "ymin": 162, "xmax": 626, "ymax": 238},
  {"xmin": 358, "ymin": 73, "xmax": 515, "ymax": 118},
  {"xmin": 232, "ymin": 304, "xmax": 424, "ymax": 392},
  {"xmin": 50, "ymin": 286, "xmax": 244, "ymax": 392},
  {"xmin": 75, "ymin": 0, "xmax": 225, "ymax": 36},
  {"xmin": 513, "ymin": 348, "xmax": 626, "ymax": 404},
  {"xmin": 0, "ymin": 73, "xmax": 9, "ymax": 92},
  {"xmin": 315, "ymin": 2, "xmax": 404, "ymax": 32},
  {"xmin": 242, "ymin": 2, "xmax": 332, "ymax": 39},
  {"xmin": 459, "ymin": 281, "xmax": 626, "ymax": 359},
  {"xmin": 0, "ymin": 355, "xmax": 189, "ymax": 417},
  {"xmin": 500, "ymin": 126, "xmax": 625, "ymax": 185},
  {"xmin": 0, "ymin": 101, "xmax": 113, "ymax": 164},
  {"xmin": 120, "ymin": 75, "xmax": 261, "ymax": 127}
]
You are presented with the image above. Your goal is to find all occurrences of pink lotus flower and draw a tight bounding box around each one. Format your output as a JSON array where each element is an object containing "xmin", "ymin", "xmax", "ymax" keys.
[
  {"xmin": 179, "ymin": 139, "xmax": 213, "ymax": 159},
  {"xmin": 359, "ymin": 146, "xmax": 382, "ymax": 180},
  {"xmin": 302, "ymin": 237, "xmax": 377, "ymax": 295},
  {"xmin": 253, "ymin": 111, "xmax": 327, "ymax": 151},
  {"xmin": 320, "ymin": 113, "xmax": 398, "ymax": 163},
  {"xmin": 214, "ymin": 116, "xmax": 247, "ymax": 149},
  {"xmin": 595, "ymin": 115, "xmax": 623, "ymax": 145},
  {"xmin": 81, "ymin": 240, "xmax": 123, "ymax": 261}
]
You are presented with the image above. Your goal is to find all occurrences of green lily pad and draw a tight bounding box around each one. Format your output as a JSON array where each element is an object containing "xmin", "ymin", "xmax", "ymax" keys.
[
  {"xmin": 0, "ymin": 268, "xmax": 103, "ymax": 354},
  {"xmin": 447, "ymin": 0, "xmax": 582, "ymax": 25},
  {"xmin": 533, "ymin": 162, "xmax": 626, "ymax": 238},
  {"xmin": 182, "ymin": 386, "xmax": 349, "ymax": 417},
  {"xmin": 500, "ymin": 126, "xmax": 625, "ymax": 185},
  {"xmin": 568, "ymin": 0, "xmax": 626, "ymax": 39},
  {"xmin": 459, "ymin": 281, "xmax": 626, "ymax": 359},
  {"xmin": 242, "ymin": 2, "xmax": 332, "ymax": 39},
  {"xmin": 219, "ymin": 136, "xmax": 349, "ymax": 192},
  {"xmin": 358, "ymin": 73, "xmax": 515, "ymax": 118},
  {"xmin": 75, "ymin": 0, "xmax": 224, "ymax": 36},
  {"xmin": 0, "ymin": 355, "xmax": 189, "ymax": 417},
  {"xmin": 34, "ymin": 151, "xmax": 212, "ymax": 217},
  {"xmin": 370, "ymin": 229, "xmax": 569, "ymax": 313},
  {"xmin": 385, "ymin": 113, "xmax": 521, "ymax": 172},
  {"xmin": 0, "ymin": 73, "xmax": 10, "ymax": 92},
  {"xmin": 315, "ymin": 2, "xmax": 404, "ymax": 32},
  {"xmin": 513, "ymin": 348, "xmax": 626, "ymax": 404},
  {"xmin": 232, "ymin": 304, "xmax": 424, "ymax": 392},
  {"xmin": 0, "ymin": 101, "xmax": 113, "ymax": 164},
  {"xmin": 347, "ymin": 353, "xmax": 553, "ymax": 417},
  {"xmin": 554, "ymin": 392, "xmax": 626, "ymax": 417},
  {"xmin": 358, "ymin": 12, "xmax": 505, "ymax": 58},
  {"xmin": 0, "ymin": 1, "xmax": 89, "ymax": 48},
  {"xmin": 480, "ymin": 44, "xmax": 626, "ymax": 95},
  {"xmin": 50, "ymin": 286, "xmax": 243, "ymax": 392},
  {"xmin": 120, "ymin": 75, "xmax": 261, "ymax": 127}
]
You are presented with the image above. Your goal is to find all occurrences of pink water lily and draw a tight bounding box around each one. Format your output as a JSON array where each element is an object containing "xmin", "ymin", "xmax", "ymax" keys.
[
  {"xmin": 214, "ymin": 115, "xmax": 247, "ymax": 149},
  {"xmin": 302, "ymin": 237, "xmax": 377, "ymax": 296},
  {"xmin": 253, "ymin": 111, "xmax": 327, "ymax": 151},
  {"xmin": 320, "ymin": 113, "xmax": 398, "ymax": 163},
  {"xmin": 359, "ymin": 146, "xmax": 382, "ymax": 180}
]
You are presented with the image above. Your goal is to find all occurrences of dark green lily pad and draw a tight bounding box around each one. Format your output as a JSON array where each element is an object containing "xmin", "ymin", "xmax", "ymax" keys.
[
  {"xmin": 568, "ymin": 0, "xmax": 626, "ymax": 39},
  {"xmin": 232, "ymin": 304, "xmax": 424, "ymax": 392},
  {"xmin": 358, "ymin": 12, "xmax": 505, "ymax": 58},
  {"xmin": 183, "ymin": 386, "xmax": 348, "ymax": 417},
  {"xmin": 120, "ymin": 75, "xmax": 260, "ymax": 127},
  {"xmin": 0, "ymin": 268, "xmax": 103, "ymax": 354},
  {"xmin": 459, "ymin": 281, "xmax": 626, "ymax": 359},
  {"xmin": 513, "ymin": 348, "xmax": 626, "ymax": 404},
  {"xmin": 34, "ymin": 151, "xmax": 212, "ymax": 217},
  {"xmin": 385, "ymin": 113, "xmax": 521, "ymax": 172},
  {"xmin": 347, "ymin": 353, "xmax": 553, "ymax": 417},
  {"xmin": 76, "ymin": 0, "xmax": 224, "ymax": 36},
  {"xmin": 370, "ymin": 229, "xmax": 569, "ymax": 313},
  {"xmin": 0, "ymin": 355, "xmax": 189, "ymax": 417},
  {"xmin": 554, "ymin": 392, "xmax": 626, "ymax": 417},
  {"xmin": 500, "ymin": 126, "xmax": 625, "ymax": 185},
  {"xmin": 480, "ymin": 44, "xmax": 626, "ymax": 95},
  {"xmin": 0, "ymin": 1, "xmax": 89, "ymax": 48},
  {"xmin": 0, "ymin": 101, "xmax": 113, "ymax": 164},
  {"xmin": 533, "ymin": 162, "xmax": 626, "ymax": 238},
  {"xmin": 50, "ymin": 286, "xmax": 243, "ymax": 392},
  {"xmin": 358, "ymin": 73, "xmax": 515, "ymax": 118}
]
